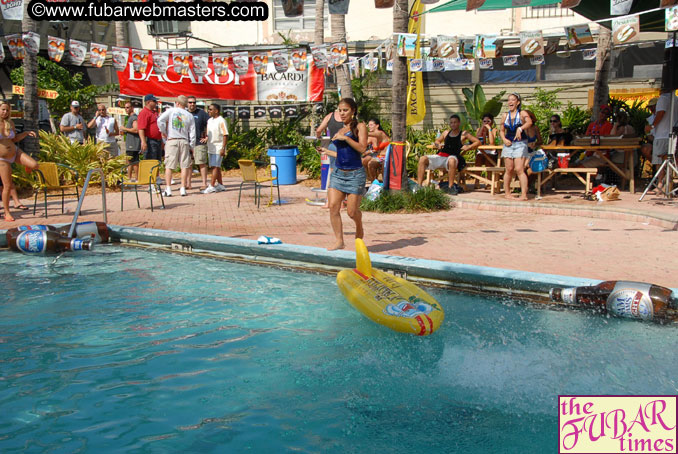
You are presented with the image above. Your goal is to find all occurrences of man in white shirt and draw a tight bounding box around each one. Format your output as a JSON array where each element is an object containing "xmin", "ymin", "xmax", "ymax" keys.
[
  {"xmin": 203, "ymin": 104, "xmax": 229, "ymax": 194},
  {"xmin": 649, "ymin": 89, "xmax": 678, "ymax": 189},
  {"xmin": 157, "ymin": 95, "xmax": 196, "ymax": 197},
  {"xmin": 87, "ymin": 104, "xmax": 119, "ymax": 156}
]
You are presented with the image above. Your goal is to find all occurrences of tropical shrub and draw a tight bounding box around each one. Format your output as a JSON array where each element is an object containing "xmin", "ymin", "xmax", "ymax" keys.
[
  {"xmin": 523, "ymin": 87, "xmax": 563, "ymax": 141},
  {"xmin": 361, "ymin": 185, "xmax": 451, "ymax": 213},
  {"xmin": 460, "ymin": 84, "xmax": 505, "ymax": 130},
  {"xmin": 608, "ymin": 97, "xmax": 651, "ymax": 139},
  {"xmin": 560, "ymin": 102, "xmax": 591, "ymax": 135}
]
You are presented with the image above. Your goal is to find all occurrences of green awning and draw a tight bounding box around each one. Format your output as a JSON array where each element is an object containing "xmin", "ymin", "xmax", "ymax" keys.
[{"xmin": 428, "ymin": 0, "xmax": 561, "ymax": 13}]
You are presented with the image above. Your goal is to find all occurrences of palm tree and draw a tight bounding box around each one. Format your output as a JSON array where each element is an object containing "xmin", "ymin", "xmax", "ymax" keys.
[
  {"xmin": 592, "ymin": 27, "xmax": 612, "ymax": 120},
  {"xmin": 390, "ymin": 0, "xmax": 408, "ymax": 143},
  {"xmin": 21, "ymin": 1, "xmax": 39, "ymax": 156},
  {"xmin": 331, "ymin": 13, "xmax": 353, "ymax": 99},
  {"xmin": 314, "ymin": 0, "xmax": 324, "ymax": 45}
]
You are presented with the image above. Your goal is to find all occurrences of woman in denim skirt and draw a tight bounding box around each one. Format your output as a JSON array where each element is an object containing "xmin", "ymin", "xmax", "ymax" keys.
[
  {"xmin": 500, "ymin": 93, "xmax": 533, "ymax": 201},
  {"xmin": 317, "ymin": 98, "xmax": 368, "ymax": 250}
]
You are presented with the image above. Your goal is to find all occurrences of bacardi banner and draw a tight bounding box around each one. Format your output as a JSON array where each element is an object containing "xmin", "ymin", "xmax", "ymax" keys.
[{"xmin": 119, "ymin": 57, "xmax": 324, "ymax": 102}]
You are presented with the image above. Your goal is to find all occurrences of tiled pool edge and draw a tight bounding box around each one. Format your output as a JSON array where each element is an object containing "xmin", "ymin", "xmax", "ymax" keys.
[{"xmin": 3, "ymin": 225, "xmax": 675, "ymax": 302}]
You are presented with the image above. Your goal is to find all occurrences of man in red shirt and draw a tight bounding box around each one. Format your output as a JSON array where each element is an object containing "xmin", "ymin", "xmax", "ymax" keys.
[
  {"xmin": 585, "ymin": 104, "xmax": 613, "ymax": 137},
  {"xmin": 137, "ymin": 94, "xmax": 163, "ymax": 161}
]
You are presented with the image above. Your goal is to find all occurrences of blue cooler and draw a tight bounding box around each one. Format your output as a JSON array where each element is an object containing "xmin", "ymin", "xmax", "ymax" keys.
[{"xmin": 267, "ymin": 145, "xmax": 299, "ymax": 185}]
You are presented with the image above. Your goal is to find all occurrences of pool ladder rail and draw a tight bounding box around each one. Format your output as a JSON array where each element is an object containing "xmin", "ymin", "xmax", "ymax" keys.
[{"xmin": 67, "ymin": 168, "xmax": 107, "ymax": 239}]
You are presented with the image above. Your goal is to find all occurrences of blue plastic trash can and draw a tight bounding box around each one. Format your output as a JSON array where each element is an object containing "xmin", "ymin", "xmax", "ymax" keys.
[{"xmin": 267, "ymin": 145, "xmax": 299, "ymax": 185}]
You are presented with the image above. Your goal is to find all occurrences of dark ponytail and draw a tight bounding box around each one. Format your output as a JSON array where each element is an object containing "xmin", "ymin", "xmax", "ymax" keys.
[{"xmin": 340, "ymin": 97, "xmax": 359, "ymax": 138}]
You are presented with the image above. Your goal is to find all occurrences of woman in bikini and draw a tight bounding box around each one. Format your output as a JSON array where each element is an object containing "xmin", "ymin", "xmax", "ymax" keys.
[
  {"xmin": 0, "ymin": 101, "xmax": 39, "ymax": 221},
  {"xmin": 499, "ymin": 93, "xmax": 533, "ymax": 201},
  {"xmin": 363, "ymin": 118, "xmax": 391, "ymax": 183}
]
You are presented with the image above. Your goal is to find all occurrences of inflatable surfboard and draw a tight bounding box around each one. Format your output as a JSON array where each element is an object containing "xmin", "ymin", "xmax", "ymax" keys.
[{"xmin": 336, "ymin": 239, "xmax": 444, "ymax": 336}]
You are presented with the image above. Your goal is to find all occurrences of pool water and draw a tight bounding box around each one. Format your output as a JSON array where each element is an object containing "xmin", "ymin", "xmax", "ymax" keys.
[{"xmin": 1, "ymin": 246, "xmax": 677, "ymax": 453}]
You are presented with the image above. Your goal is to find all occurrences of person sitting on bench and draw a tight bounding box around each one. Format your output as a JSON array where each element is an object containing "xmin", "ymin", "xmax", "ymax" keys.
[
  {"xmin": 362, "ymin": 118, "xmax": 391, "ymax": 182},
  {"xmin": 417, "ymin": 114, "xmax": 480, "ymax": 195}
]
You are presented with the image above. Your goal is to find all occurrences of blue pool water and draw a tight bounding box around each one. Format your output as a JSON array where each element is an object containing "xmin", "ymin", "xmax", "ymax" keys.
[{"xmin": 1, "ymin": 246, "xmax": 677, "ymax": 453}]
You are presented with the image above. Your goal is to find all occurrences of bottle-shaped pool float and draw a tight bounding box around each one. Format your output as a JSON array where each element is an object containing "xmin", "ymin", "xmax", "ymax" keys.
[
  {"xmin": 7, "ymin": 230, "xmax": 94, "ymax": 254},
  {"xmin": 9, "ymin": 222, "xmax": 109, "ymax": 243},
  {"xmin": 550, "ymin": 281, "xmax": 674, "ymax": 321}
]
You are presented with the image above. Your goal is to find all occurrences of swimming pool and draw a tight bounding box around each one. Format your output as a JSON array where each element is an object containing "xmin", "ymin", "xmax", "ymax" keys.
[{"xmin": 1, "ymin": 245, "xmax": 677, "ymax": 453}]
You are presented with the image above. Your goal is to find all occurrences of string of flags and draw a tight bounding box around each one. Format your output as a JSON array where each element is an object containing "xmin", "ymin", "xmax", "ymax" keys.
[{"xmin": 219, "ymin": 103, "xmax": 325, "ymax": 120}]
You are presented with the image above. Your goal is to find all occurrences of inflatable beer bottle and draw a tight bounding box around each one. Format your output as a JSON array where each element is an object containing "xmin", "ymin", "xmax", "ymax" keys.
[
  {"xmin": 7, "ymin": 222, "xmax": 109, "ymax": 243},
  {"xmin": 7, "ymin": 230, "xmax": 94, "ymax": 254},
  {"xmin": 550, "ymin": 281, "xmax": 674, "ymax": 321}
]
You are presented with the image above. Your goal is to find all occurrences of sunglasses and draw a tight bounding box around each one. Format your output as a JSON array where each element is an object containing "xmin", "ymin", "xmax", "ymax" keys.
[
  {"xmin": 550, "ymin": 119, "xmax": 559, "ymax": 123},
  {"xmin": 188, "ymin": 101, "xmax": 196, "ymax": 104}
]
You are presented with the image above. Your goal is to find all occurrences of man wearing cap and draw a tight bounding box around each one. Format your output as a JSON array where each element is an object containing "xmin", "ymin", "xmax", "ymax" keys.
[
  {"xmin": 137, "ymin": 94, "xmax": 163, "ymax": 161},
  {"xmin": 60, "ymin": 101, "xmax": 85, "ymax": 144},
  {"xmin": 573, "ymin": 105, "xmax": 614, "ymax": 168},
  {"xmin": 157, "ymin": 95, "xmax": 196, "ymax": 197}
]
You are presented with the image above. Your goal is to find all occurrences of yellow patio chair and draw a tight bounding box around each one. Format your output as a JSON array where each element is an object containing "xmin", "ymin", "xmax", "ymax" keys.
[
  {"xmin": 120, "ymin": 159, "xmax": 165, "ymax": 212},
  {"xmin": 32, "ymin": 162, "xmax": 80, "ymax": 218},
  {"xmin": 237, "ymin": 159, "xmax": 281, "ymax": 208}
]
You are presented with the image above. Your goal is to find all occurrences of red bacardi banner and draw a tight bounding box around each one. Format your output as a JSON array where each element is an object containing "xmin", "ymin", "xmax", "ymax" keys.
[{"xmin": 118, "ymin": 52, "xmax": 325, "ymax": 102}]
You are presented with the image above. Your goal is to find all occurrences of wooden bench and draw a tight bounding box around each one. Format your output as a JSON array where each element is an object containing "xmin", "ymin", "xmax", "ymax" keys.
[
  {"xmin": 537, "ymin": 167, "xmax": 599, "ymax": 197},
  {"xmin": 426, "ymin": 166, "xmax": 505, "ymax": 195}
]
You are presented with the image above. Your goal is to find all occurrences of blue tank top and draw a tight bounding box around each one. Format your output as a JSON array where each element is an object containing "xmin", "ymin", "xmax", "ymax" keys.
[
  {"xmin": 333, "ymin": 131, "xmax": 362, "ymax": 170},
  {"xmin": 504, "ymin": 110, "xmax": 524, "ymax": 142}
]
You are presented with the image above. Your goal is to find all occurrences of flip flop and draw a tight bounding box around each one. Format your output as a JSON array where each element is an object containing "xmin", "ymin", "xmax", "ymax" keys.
[{"xmin": 16, "ymin": 205, "xmax": 29, "ymax": 210}]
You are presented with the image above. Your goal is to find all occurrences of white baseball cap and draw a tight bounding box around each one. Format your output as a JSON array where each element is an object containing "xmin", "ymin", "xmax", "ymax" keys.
[{"xmin": 71, "ymin": 101, "xmax": 80, "ymax": 107}]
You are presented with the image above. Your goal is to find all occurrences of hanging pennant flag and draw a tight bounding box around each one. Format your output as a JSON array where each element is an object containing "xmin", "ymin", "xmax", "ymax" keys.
[
  {"xmin": 271, "ymin": 50, "xmax": 289, "ymax": 73},
  {"xmin": 291, "ymin": 48, "xmax": 307, "ymax": 71},
  {"xmin": 172, "ymin": 51, "xmax": 190, "ymax": 75},
  {"xmin": 565, "ymin": 24, "xmax": 594, "ymax": 48},
  {"xmin": 544, "ymin": 37, "xmax": 560, "ymax": 55},
  {"xmin": 22, "ymin": 31, "xmax": 39, "ymax": 56},
  {"xmin": 409, "ymin": 59, "xmax": 423, "ymax": 72},
  {"xmin": 466, "ymin": 0, "xmax": 485, "ymax": 11},
  {"xmin": 238, "ymin": 106, "xmax": 251, "ymax": 119},
  {"xmin": 329, "ymin": 0, "xmax": 349, "ymax": 14},
  {"xmin": 153, "ymin": 51, "xmax": 170, "ymax": 76},
  {"xmin": 282, "ymin": 0, "xmax": 303, "ymax": 17},
  {"xmin": 385, "ymin": 39, "xmax": 394, "ymax": 63},
  {"xmin": 6, "ymin": 35, "xmax": 24, "ymax": 60},
  {"xmin": 192, "ymin": 53, "xmax": 209, "ymax": 77},
  {"xmin": 1, "ymin": 0, "xmax": 23, "ymax": 20},
  {"xmin": 348, "ymin": 56, "xmax": 359, "ymax": 78},
  {"xmin": 478, "ymin": 58, "xmax": 493, "ymax": 69},
  {"xmin": 611, "ymin": 0, "xmax": 633, "ymax": 16},
  {"xmin": 90, "ymin": 43, "xmax": 107, "ymax": 68},
  {"xmin": 612, "ymin": 15, "xmax": 639, "ymax": 45},
  {"xmin": 502, "ymin": 55, "xmax": 518, "ymax": 66},
  {"xmin": 666, "ymin": 6, "xmax": 678, "ymax": 31},
  {"xmin": 475, "ymin": 35, "xmax": 500, "ymax": 58},
  {"xmin": 530, "ymin": 55, "xmax": 545, "ymax": 65},
  {"xmin": 520, "ymin": 31, "xmax": 544, "ymax": 56},
  {"xmin": 311, "ymin": 45, "xmax": 328, "ymax": 68},
  {"xmin": 253, "ymin": 106, "xmax": 267, "ymax": 118},
  {"xmin": 232, "ymin": 51, "xmax": 249, "ymax": 76},
  {"xmin": 432, "ymin": 59, "xmax": 445, "ymax": 71},
  {"xmin": 437, "ymin": 36, "xmax": 458, "ymax": 59},
  {"xmin": 0, "ymin": 43, "xmax": 4, "ymax": 64},
  {"xmin": 284, "ymin": 105, "xmax": 299, "ymax": 118},
  {"xmin": 582, "ymin": 49, "xmax": 597, "ymax": 60},
  {"xmin": 212, "ymin": 53, "xmax": 229, "ymax": 77},
  {"xmin": 252, "ymin": 52, "xmax": 269, "ymax": 75},
  {"xmin": 223, "ymin": 106, "xmax": 236, "ymax": 118},
  {"xmin": 396, "ymin": 33, "xmax": 417, "ymax": 58},
  {"xmin": 406, "ymin": 0, "xmax": 425, "ymax": 127},
  {"xmin": 130, "ymin": 49, "xmax": 149, "ymax": 73},
  {"xmin": 560, "ymin": 0, "xmax": 581, "ymax": 7},
  {"xmin": 329, "ymin": 43, "xmax": 347, "ymax": 66},
  {"xmin": 111, "ymin": 47, "xmax": 129, "ymax": 71},
  {"xmin": 69, "ymin": 39, "xmax": 88, "ymax": 66},
  {"xmin": 268, "ymin": 105, "xmax": 283, "ymax": 119},
  {"xmin": 459, "ymin": 38, "xmax": 476, "ymax": 59},
  {"xmin": 47, "ymin": 36, "xmax": 66, "ymax": 63},
  {"xmin": 512, "ymin": 0, "xmax": 530, "ymax": 6}
]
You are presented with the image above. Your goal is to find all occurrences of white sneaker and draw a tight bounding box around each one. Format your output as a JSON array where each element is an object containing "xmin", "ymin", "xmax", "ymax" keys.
[
  {"xmin": 171, "ymin": 178, "xmax": 176, "ymax": 185},
  {"xmin": 180, "ymin": 187, "xmax": 187, "ymax": 197},
  {"xmin": 162, "ymin": 188, "xmax": 172, "ymax": 197},
  {"xmin": 151, "ymin": 185, "xmax": 159, "ymax": 194},
  {"xmin": 203, "ymin": 185, "xmax": 216, "ymax": 194},
  {"xmin": 215, "ymin": 183, "xmax": 227, "ymax": 192}
]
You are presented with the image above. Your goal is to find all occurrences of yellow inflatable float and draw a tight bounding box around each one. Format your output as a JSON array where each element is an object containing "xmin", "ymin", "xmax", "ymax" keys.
[{"xmin": 336, "ymin": 239, "xmax": 444, "ymax": 336}]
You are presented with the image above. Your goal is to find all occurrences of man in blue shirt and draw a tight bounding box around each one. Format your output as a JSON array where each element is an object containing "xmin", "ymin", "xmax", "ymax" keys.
[{"xmin": 187, "ymin": 96, "xmax": 210, "ymax": 190}]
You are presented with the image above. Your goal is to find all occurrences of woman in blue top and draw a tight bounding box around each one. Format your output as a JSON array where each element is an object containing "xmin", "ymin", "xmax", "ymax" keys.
[
  {"xmin": 500, "ymin": 93, "xmax": 533, "ymax": 201},
  {"xmin": 317, "ymin": 98, "xmax": 368, "ymax": 251}
]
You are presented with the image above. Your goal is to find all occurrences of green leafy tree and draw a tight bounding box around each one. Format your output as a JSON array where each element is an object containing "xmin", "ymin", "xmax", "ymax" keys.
[
  {"xmin": 523, "ymin": 88, "xmax": 563, "ymax": 141},
  {"xmin": 560, "ymin": 102, "xmax": 591, "ymax": 135},
  {"xmin": 461, "ymin": 84, "xmax": 505, "ymax": 129},
  {"xmin": 10, "ymin": 56, "xmax": 118, "ymax": 118}
]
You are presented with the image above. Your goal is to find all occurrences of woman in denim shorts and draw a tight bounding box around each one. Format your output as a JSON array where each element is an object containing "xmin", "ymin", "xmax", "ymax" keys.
[
  {"xmin": 316, "ymin": 98, "xmax": 368, "ymax": 251},
  {"xmin": 500, "ymin": 93, "xmax": 533, "ymax": 201}
]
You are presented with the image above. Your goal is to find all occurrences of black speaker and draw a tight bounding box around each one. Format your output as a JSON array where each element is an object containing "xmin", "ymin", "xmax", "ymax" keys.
[{"xmin": 661, "ymin": 45, "xmax": 678, "ymax": 91}]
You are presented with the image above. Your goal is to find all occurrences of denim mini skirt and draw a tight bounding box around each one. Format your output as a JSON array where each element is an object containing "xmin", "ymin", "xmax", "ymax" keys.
[
  {"xmin": 329, "ymin": 167, "xmax": 366, "ymax": 195},
  {"xmin": 502, "ymin": 140, "xmax": 529, "ymax": 159}
]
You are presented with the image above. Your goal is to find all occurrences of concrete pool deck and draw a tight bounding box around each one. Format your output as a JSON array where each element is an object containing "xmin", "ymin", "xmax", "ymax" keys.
[{"xmin": 1, "ymin": 174, "xmax": 677, "ymax": 288}]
